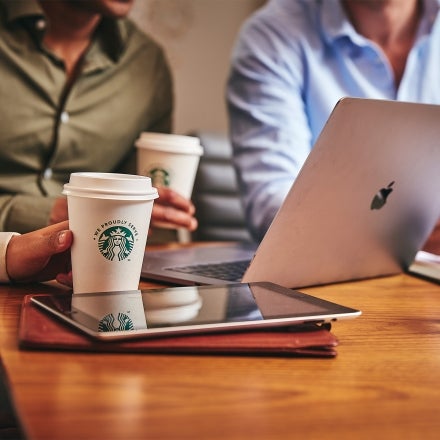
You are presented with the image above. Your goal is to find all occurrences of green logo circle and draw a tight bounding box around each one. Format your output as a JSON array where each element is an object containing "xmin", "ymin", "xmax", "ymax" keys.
[
  {"xmin": 98, "ymin": 226, "xmax": 134, "ymax": 261},
  {"xmin": 149, "ymin": 167, "xmax": 170, "ymax": 187},
  {"xmin": 98, "ymin": 313, "xmax": 134, "ymax": 332}
]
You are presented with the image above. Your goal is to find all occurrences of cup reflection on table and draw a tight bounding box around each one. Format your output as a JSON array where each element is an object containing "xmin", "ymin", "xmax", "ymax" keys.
[
  {"xmin": 142, "ymin": 286, "xmax": 202, "ymax": 325},
  {"xmin": 71, "ymin": 290, "xmax": 147, "ymax": 332},
  {"xmin": 70, "ymin": 287, "xmax": 203, "ymax": 332}
]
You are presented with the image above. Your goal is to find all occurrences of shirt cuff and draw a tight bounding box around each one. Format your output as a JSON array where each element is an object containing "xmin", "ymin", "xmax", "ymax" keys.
[{"xmin": 0, "ymin": 232, "xmax": 20, "ymax": 283}]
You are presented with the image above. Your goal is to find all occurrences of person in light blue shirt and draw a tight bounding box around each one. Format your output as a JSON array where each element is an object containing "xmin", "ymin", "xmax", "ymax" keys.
[{"xmin": 227, "ymin": 0, "xmax": 440, "ymax": 251}]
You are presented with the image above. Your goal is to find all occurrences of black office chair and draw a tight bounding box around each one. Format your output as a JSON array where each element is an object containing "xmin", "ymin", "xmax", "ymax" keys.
[{"xmin": 189, "ymin": 131, "xmax": 253, "ymax": 242}]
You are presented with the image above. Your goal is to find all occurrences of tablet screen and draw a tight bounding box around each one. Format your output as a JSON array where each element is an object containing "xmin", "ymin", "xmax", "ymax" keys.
[{"xmin": 31, "ymin": 282, "xmax": 361, "ymax": 339}]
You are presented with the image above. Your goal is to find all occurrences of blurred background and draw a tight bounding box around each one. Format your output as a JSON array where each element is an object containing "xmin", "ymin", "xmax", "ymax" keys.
[{"xmin": 130, "ymin": 0, "xmax": 265, "ymax": 135}]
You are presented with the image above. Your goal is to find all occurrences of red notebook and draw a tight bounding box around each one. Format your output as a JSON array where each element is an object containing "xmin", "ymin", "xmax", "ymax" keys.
[{"xmin": 18, "ymin": 294, "xmax": 338, "ymax": 357}]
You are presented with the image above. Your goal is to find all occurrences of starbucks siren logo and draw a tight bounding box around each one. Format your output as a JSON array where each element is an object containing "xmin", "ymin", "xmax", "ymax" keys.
[
  {"xmin": 99, "ymin": 312, "xmax": 134, "ymax": 332},
  {"xmin": 149, "ymin": 167, "xmax": 171, "ymax": 187},
  {"xmin": 98, "ymin": 226, "xmax": 134, "ymax": 261}
]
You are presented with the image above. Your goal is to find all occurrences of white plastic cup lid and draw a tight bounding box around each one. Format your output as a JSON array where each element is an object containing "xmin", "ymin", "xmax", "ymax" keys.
[
  {"xmin": 62, "ymin": 172, "xmax": 159, "ymax": 200},
  {"xmin": 135, "ymin": 132, "xmax": 203, "ymax": 156}
]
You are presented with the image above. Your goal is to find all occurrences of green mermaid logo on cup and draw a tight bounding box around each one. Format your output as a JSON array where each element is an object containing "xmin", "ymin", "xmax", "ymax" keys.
[
  {"xmin": 149, "ymin": 167, "xmax": 171, "ymax": 187},
  {"xmin": 98, "ymin": 226, "xmax": 134, "ymax": 261}
]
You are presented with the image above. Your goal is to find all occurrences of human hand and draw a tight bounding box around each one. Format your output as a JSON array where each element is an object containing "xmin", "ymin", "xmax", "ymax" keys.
[
  {"xmin": 151, "ymin": 187, "xmax": 198, "ymax": 231},
  {"xmin": 49, "ymin": 197, "xmax": 68, "ymax": 224},
  {"xmin": 6, "ymin": 221, "xmax": 73, "ymax": 285}
]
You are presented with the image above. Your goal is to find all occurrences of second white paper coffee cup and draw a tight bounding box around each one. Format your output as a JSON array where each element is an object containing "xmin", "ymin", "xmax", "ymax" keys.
[
  {"xmin": 135, "ymin": 132, "xmax": 203, "ymax": 199},
  {"xmin": 63, "ymin": 172, "xmax": 158, "ymax": 294}
]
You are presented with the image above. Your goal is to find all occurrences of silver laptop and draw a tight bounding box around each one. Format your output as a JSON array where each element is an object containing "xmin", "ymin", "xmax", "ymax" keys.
[{"xmin": 141, "ymin": 97, "xmax": 440, "ymax": 288}]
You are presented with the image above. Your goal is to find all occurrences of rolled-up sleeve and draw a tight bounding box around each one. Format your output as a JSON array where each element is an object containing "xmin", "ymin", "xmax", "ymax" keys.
[{"xmin": 0, "ymin": 232, "xmax": 20, "ymax": 283}]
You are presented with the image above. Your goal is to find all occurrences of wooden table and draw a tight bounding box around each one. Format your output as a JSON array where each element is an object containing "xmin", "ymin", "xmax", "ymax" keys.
[{"xmin": 1, "ymin": 255, "xmax": 440, "ymax": 439}]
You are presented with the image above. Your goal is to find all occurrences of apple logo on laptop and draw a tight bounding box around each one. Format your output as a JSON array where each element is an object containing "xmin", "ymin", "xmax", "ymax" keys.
[{"xmin": 370, "ymin": 181, "xmax": 395, "ymax": 210}]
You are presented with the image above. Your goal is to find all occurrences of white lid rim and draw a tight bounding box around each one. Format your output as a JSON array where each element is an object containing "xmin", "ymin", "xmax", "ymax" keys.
[
  {"xmin": 135, "ymin": 141, "xmax": 203, "ymax": 155},
  {"xmin": 62, "ymin": 193, "xmax": 158, "ymax": 201},
  {"xmin": 63, "ymin": 185, "xmax": 157, "ymax": 196},
  {"xmin": 70, "ymin": 172, "xmax": 150, "ymax": 181}
]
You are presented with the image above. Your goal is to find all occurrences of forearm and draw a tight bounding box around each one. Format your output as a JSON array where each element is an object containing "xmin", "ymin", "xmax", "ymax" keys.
[{"xmin": 0, "ymin": 195, "xmax": 56, "ymax": 233}]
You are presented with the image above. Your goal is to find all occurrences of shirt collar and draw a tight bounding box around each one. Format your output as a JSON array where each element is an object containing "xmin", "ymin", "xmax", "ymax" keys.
[
  {"xmin": 320, "ymin": 0, "xmax": 440, "ymax": 45},
  {"xmin": 319, "ymin": 0, "xmax": 373, "ymax": 46},
  {"xmin": 96, "ymin": 17, "xmax": 127, "ymax": 62},
  {"xmin": 2, "ymin": 0, "xmax": 127, "ymax": 62}
]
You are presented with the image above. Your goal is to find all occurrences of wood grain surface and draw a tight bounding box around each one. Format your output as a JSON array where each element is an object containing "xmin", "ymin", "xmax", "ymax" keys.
[{"xmin": 1, "ymin": 261, "xmax": 440, "ymax": 439}]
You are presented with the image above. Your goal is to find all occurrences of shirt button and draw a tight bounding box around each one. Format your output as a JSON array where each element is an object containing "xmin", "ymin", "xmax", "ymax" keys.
[
  {"xmin": 35, "ymin": 19, "xmax": 46, "ymax": 30},
  {"xmin": 60, "ymin": 111, "xmax": 69, "ymax": 123},
  {"xmin": 43, "ymin": 168, "xmax": 53, "ymax": 180}
]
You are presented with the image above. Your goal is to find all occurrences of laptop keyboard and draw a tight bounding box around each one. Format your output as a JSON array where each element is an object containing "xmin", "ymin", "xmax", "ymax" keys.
[{"xmin": 166, "ymin": 259, "xmax": 251, "ymax": 282}]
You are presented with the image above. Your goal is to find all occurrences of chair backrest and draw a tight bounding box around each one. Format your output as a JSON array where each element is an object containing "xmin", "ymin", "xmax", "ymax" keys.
[{"xmin": 189, "ymin": 132, "xmax": 253, "ymax": 242}]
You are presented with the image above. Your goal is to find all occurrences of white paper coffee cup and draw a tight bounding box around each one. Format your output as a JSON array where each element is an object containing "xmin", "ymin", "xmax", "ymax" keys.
[
  {"xmin": 63, "ymin": 172, "xmax": 158, "ymax": 294},
  {"xmin": 135, "ymin": 132, "xmax": 203, "ymax": 199}
]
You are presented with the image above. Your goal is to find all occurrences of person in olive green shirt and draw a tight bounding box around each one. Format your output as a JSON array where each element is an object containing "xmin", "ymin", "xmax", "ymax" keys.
[{"xmin": 0, "ymin": 0, "xmax": 197, "ymax": 234}]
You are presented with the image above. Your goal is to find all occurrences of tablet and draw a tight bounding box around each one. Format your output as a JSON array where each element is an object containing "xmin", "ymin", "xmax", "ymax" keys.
[{"xmin": 30, "ymin": 282, "xmax": 361, "ymax": 341}]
